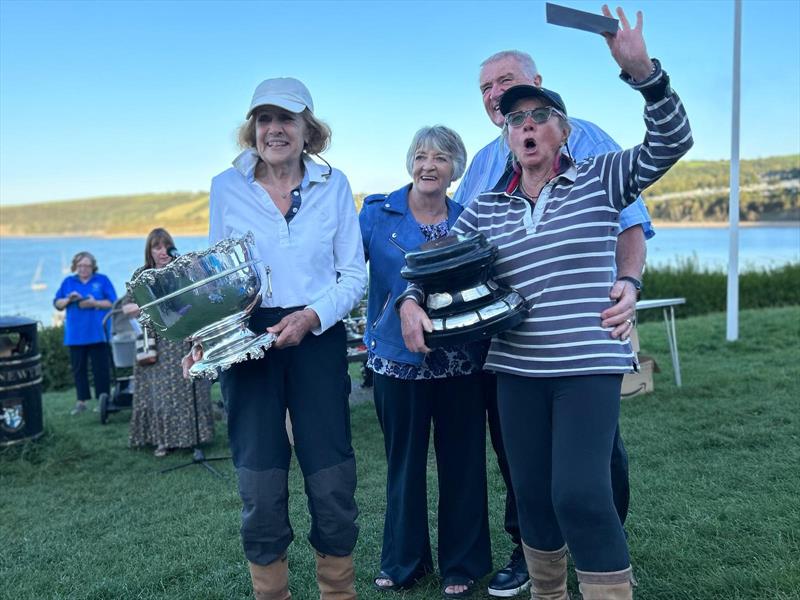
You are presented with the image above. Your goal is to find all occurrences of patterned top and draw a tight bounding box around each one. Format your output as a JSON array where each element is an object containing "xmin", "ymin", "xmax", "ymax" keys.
[
  {"xmin": 452, "ymin": 64, "xmax": 693, "ymax": 378},
  {"xmin": 368, "ymin": 218, "xmax": 485, "ymax": 380}
]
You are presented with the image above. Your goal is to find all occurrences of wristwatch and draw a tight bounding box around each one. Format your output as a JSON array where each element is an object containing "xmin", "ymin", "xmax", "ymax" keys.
[{"xmin": 617, "ymin": 276, "xmax": 643, "ymax": 298}]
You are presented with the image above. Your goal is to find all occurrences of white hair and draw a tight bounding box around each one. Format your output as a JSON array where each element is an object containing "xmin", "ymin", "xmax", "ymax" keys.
[
  {"xmin": 480, "ymin": 50, "xmax": 539, "ymax": 82},
  {"xmin": 405, "ymin": 126, "xmax": 468, "ymax": 182}
]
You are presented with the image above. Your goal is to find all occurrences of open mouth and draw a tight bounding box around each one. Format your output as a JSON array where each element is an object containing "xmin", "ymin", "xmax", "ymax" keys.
[
  {"xmin": 266, "ymin": 140, "xmax": 288, "ymax": 148},
  {"xmin": 524, "ymin": 138, "xmax": 537, "ymax": 150}
]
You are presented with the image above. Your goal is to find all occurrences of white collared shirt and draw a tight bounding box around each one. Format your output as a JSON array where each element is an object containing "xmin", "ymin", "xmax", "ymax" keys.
[{"xmin": 209, "ymin": 150, "xmax": 367, "ymax": 334}]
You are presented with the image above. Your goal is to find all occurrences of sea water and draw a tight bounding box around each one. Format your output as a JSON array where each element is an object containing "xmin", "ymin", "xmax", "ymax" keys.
[{"xmin": 1, "ymin": 227, "xmax": 798, "ymax": 325}]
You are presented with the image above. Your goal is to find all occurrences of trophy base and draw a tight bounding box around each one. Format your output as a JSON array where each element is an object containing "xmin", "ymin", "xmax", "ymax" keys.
[
  {"xmin": 424, "ymin": 291, "xmax": 528, "ymax": 347},
  {"xmin": 188, "ymin": 312, "xmax": 276, "ymax": 379}
]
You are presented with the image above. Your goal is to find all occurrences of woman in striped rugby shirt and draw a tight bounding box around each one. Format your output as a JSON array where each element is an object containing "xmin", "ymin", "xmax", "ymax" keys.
[{"xmin": 399, "ymin": 6, "xmax": 692, "ymax": 599}]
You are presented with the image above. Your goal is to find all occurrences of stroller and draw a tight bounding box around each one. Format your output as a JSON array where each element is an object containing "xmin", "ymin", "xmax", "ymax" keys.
[{"xmin": 98, "ymin": 299, "xmax": 136, "ymax": 424}]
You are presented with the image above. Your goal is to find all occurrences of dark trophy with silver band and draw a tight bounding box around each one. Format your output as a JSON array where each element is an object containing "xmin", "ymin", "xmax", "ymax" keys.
[
  {"xmin": 401, "ymin": 233, "xmax": 528, "ymax": 347},
  {"xmin": 127, "ymin": 232, "xmax": 275, "ymax": 379}
]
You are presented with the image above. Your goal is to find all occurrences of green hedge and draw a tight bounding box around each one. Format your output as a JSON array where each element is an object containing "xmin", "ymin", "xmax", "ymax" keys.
[
  {"xmin": 38, "ymin": 325, "xmax": 72, "ymax": 392},
  {"xmin": 641, "ymin": 262, "xmax": 800, "ymax": 321},
  {"xmin": 33, "ymin": 263, "xmax": 799, "ymax": 391}
]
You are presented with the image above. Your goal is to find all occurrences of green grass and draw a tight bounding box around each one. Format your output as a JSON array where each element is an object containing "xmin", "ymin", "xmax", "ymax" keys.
[{"xmin": 2, "ymin": 307, "xmax": 799, "ymax": 599}]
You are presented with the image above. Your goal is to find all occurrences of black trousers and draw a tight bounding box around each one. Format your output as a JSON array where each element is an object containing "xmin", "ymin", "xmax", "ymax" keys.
[
  {"xmin": 221, "ymin": 308, "xmax": 358, "ymax": 566},
  {"xmin": 373, "ymin": 371, "xmax": 491, "ymax": 585},
  {"xmin": 487, "ymin": 375, "xmax": 630, "ymax": 550},
  {"xmin": 496, "ymin": 373, "xmax": 630, "ymax": 572},
  {"xmin": 68, "ymin": 343, "xmax": 110, "ymax": 402}
]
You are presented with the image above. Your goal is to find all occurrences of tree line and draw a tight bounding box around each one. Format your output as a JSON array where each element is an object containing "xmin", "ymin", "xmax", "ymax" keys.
[{"xmin": 1, "ymin": 155, "xmax": 797, "ymax": 236}]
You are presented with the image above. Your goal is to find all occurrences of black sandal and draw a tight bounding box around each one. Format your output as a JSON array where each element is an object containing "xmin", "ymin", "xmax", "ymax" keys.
[
  {"xmin": 373, "ymin": 572, "xmax": 401, "ymax": 592},
  {"xmin": 442, "ymin": 577, "xmax": 476, "ymax": 598}
]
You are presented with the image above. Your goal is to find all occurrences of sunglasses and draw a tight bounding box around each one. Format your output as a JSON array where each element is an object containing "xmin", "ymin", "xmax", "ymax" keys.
[{"xmin": 505, "ymin": 106, "xmax": 566, "ymax": 128}]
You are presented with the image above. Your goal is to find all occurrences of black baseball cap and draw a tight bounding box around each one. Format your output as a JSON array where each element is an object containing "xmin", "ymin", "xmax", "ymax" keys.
[{"xmin": 499, "ymin": 85, "xmax": 568, "ymax": 117}]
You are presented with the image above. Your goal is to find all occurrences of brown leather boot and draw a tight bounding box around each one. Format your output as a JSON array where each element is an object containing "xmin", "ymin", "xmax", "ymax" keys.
[
  {"xmin": 576, "ymin": 567, "xmax": 633, "ymax": 600},
  {"xmin": 249, "ymin": 555, "xmax": 291, "ymax": 600},
  {"xmin": 522, "ymin": 543, "xmax": 569, "ymax": 600},
  {"xmin": 315, "ymin": 552, "xmax": 356, "ymax": 600}
]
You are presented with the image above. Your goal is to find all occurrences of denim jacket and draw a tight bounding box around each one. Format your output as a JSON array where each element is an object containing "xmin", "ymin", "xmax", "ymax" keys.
[{"xmin": 359, "ymin": 184, "xmax": 463, "ymax": 366}]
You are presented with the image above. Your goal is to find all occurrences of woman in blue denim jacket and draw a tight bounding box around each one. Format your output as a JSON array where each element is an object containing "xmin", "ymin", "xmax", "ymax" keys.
[{"xmin": 359, "ymin": 126, "xmax": 490, "ymax": 598}]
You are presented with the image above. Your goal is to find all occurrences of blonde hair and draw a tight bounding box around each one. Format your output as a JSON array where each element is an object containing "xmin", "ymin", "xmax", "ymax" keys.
[{"xmin": 237, "ymin": 108, "xmax": 332, "ymax": 155}]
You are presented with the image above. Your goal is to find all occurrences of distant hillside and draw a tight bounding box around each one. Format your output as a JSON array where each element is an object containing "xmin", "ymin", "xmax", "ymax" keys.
[
  {"xmin": 644, "ymin": 154, "xmax": 799, "ymax": 222},
  {"xmin": 0, "ymin": 192, "xmax": 212, "ymax": 236},
  {"xmin": 0, "ymin": 155, "xmax": 797, "ymax": 236}
]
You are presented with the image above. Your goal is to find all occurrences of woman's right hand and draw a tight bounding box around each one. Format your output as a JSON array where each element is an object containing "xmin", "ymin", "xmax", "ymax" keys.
[
  {"xmin": 399, "ymin": 298, "xmax": 433, "ymax": 353},
  {"xmin": 181, "ymin": 343, "xmax": 204, "ymax": 379}
]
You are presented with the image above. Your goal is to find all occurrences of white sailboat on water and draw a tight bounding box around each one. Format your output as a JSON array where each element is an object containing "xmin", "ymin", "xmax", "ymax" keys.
[{"xmin": 30, "ymin": 259, "xmax": 47, "ymax": 291}]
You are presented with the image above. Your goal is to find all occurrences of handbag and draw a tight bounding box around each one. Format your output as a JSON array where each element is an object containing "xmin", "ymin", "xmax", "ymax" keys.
[{"xmin": 135, "ymin": 328, "xmax": 158, "ymax": 366}]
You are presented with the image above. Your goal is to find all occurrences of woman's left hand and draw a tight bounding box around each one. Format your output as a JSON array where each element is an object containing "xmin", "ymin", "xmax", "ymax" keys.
[
  {"xmin": 267, "ymin": 309, "xmax": 320, "ymax": 349},
  {"xmin": 601, "ymin": 5, "xmax": 653, "ymax": 81},
  {"xmin": 601, "ymin": 280, "xmax": 637, "ymax": 340}
]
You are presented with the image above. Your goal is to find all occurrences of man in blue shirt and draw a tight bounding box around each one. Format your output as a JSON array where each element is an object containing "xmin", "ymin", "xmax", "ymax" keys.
[{"xmin": 454, "ymin": 50, "xmax": 650, "ymax": 598}]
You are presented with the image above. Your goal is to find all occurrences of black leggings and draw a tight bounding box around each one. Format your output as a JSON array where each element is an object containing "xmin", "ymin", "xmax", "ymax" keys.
[
  {"xmin": 497, "ymin": 373, "xmax": 630, "ymax": 573},
  {"xmin": 68, "ymin": 343, "xmax": 110, "ymax": 401}
]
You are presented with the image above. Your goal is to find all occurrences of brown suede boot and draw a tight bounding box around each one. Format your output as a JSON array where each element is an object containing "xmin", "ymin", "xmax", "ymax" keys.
[
  {"xmin": 315, "ymin": 552, "xmax": 356, "ymax": 600},
  {"xmin": 576, "ymin": 567, "xmax": 633, "ymax": 600},
  {"xmin": 522, "ymin": 543, "xmax": 569, "ymax": 600},
  {"xmin": 249, "ymin": 555, "xmax": 291, "ymax": 600}
]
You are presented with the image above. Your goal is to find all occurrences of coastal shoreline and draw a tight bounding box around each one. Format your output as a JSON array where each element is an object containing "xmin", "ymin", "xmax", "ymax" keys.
[
  {"xmin": 1, "ymin": 221, "xmax": 798, "ymax": 238},
  {"xmin": 651, "ymin": 220, "xmax": 799, "ymax": 229}
]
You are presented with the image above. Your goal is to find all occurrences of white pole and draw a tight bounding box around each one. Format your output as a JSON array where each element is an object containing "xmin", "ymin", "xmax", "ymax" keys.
[{"xmin": 727, "ymin": 0, "xmax": 742, "ymax": 342}]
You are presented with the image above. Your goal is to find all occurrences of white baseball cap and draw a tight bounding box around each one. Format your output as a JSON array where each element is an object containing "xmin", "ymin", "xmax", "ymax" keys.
[{"xmin": 246, "ymin": 77, "xmax": 314, "ymax": 119}]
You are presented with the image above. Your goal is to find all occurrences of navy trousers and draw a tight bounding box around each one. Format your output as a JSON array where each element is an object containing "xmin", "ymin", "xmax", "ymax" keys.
[
  {"xmin": 496, "ymin": 373, "xmax": 630, "ymax": 573},
  {"xmin": 373, "ymin": 371, "xmax": 491, "ymax": 585},
  {"xmin": 221, "ymin": 308, "xmax": 358, "ymax": 566},
  {"xmin": 68, "ymin": 343, "xmax": 110, "ymax": 402}
]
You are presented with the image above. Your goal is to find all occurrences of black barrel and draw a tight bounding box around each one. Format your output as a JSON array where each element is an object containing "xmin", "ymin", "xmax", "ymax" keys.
[{"xmin": 0, "ymin": 316, "xmax": 44, "ymax": 446}]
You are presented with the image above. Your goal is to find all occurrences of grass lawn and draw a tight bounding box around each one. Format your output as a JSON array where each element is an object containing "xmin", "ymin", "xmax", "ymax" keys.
[{"xmin": 2, "ymin": 306, "xmax": 798, "ymax": 599}]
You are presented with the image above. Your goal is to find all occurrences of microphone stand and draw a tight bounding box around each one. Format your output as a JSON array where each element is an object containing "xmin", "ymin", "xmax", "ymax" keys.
[
  {"xmin": 160, "ymin": 370, "xmax": 230, "ymax": 478},
  {"xmin": 154, "ymin": 250, "xmax": 230, "ymax": 478}
]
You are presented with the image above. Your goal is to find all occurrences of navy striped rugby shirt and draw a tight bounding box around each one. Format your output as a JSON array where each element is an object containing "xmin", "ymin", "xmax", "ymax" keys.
[{"xmin": 451, "ymin": 65, "xmax": 693, "ymax": 378}]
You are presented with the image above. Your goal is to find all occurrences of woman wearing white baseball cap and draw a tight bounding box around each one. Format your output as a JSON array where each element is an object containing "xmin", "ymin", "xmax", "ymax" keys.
[{"xmin": 185, "ymin": 77, "xmax": 366, "ymax": 599}]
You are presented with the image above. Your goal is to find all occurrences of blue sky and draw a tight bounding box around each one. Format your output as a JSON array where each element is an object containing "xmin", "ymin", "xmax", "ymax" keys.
[{"xmin": 1, "ymin": 0, "xmax": 798, "ymax": 206}]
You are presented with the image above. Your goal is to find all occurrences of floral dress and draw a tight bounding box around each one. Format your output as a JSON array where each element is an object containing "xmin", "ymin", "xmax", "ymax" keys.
[{"xmin": 124, "ymin": 271, "xmax": 214, "ymax": 450}]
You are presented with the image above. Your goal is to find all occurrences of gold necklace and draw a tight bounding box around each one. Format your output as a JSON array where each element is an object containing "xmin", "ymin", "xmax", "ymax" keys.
[
  {"xmin": 520, "ymin": 178, "xmax": 540, "ymax": 200},
  {"xmin": 260, "ymin": 178, "xmax": 298, "ymax": 200},
  {"xmin": 520, "ymin": 171, "xmax": 553, "ymax": 200}
]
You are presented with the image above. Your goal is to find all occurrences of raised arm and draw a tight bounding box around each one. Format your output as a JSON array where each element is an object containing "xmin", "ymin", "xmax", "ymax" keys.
[
  {"xmin": 594, "ymin": 6, "xmax": 693, "ymax": 210},
  {"xmin": 602, "ymin": 5, "xmax": 653, "ymax": 83}
]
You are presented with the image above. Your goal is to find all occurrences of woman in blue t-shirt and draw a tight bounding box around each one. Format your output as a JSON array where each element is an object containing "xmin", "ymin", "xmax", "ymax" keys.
[{"xmin": 53, "ymin": 251, "xmax": 117, "ymax": 415}]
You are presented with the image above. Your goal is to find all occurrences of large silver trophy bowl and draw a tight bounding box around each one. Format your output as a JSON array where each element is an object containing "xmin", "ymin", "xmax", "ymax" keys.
[{"xmin": 127, "ymin": 232, "xmax": 275, "ymax": 379}]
